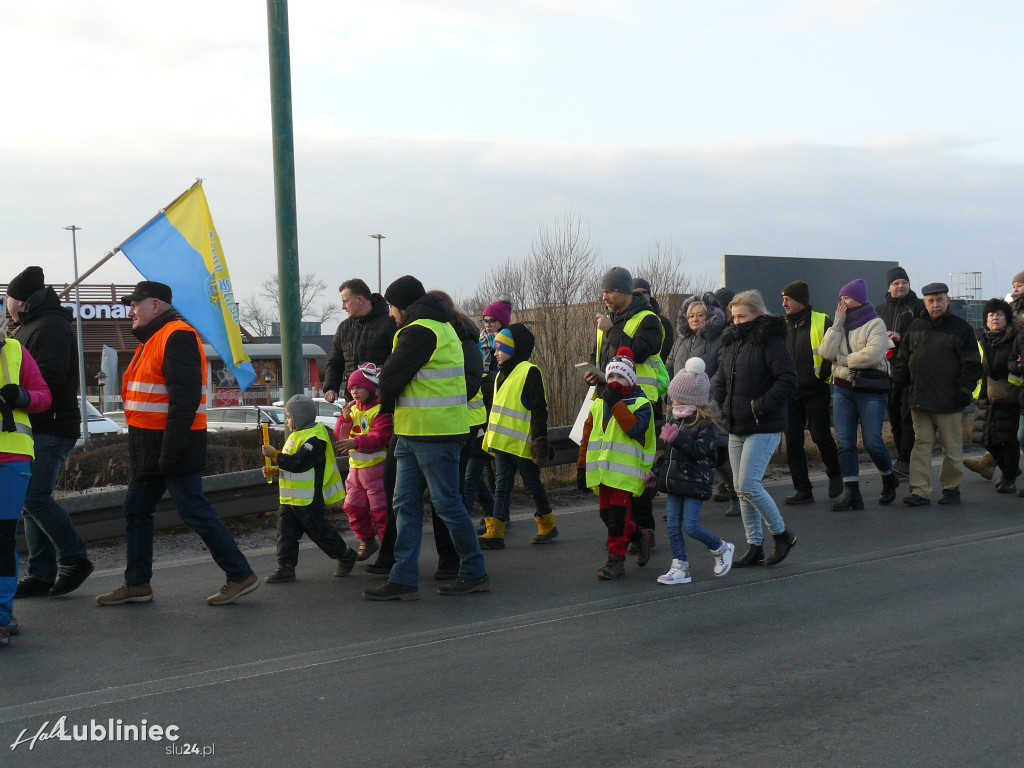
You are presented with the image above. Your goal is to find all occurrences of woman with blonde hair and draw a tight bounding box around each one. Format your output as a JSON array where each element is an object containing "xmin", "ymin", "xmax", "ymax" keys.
[{"xmin": 711, "ymin": 290, "xmax": 799, "ymax": 567}]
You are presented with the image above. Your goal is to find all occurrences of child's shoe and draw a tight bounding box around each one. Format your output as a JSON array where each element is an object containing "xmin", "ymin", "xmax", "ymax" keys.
[
  {"xmin": 357, "ymin": 538, "xmax": 379, "ymax": 561},
  {"xmin": 712, "ymin": 541, "xmax": 735, "ymax": 577},
  {"xmin": 597, "ymin": 555, "xmax": 626, "ymax": 580},
  {"xmin": 265, "ymin": 566, "xmax": 296, "ymax": 583},
  {"xmin": 479, "ymin": 517, "xmax": 506, "ymax": 549},
  {"xmin": 333, "ymin": 548, "xmax": 358, "ymax": 577},
  {"xmin": 531, "ymin": 512, "xmax": 559, "ymax": 544},
  {"xmin": 656, "ymin": 559, "xmax": 691, "ymax": 585}
]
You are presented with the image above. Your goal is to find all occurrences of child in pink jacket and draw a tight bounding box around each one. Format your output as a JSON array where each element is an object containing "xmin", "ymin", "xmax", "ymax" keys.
[{"xmin": 333, "ymin": 364, "xmax": 393, "ymax": 562}]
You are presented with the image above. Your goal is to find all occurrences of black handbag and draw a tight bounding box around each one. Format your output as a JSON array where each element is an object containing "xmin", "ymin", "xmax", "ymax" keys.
[{"xmin": 844, "ymin": 329, "xmax": 891, "ymax": 393}]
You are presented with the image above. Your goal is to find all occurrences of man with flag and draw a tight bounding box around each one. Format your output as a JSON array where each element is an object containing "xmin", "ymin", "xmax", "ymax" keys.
[{"xmin": 95, "ymin": 281, "xmax": 259, "ymax": 606}]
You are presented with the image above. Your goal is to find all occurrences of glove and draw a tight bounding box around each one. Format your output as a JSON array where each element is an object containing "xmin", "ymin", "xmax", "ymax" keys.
[
  {"xmin": 643, "ymin": 472, "xmax": 657, "ymax": 490},
  {"xmin": 659, "ymin": 422, "xmax": 679, "ymax": 444},
  {"xmin": 601, "ymin": 386, "xmax": 622, "ymax": 406},
  {"xmin": 262, "ymin": 465, "xmax": 280, "ymax": 479},
  {"xmin": 0, "ymin": 383, "xmax": 30, "ymax": 409},
  {"xmin": 576, "ymin": 467, "xmax": 588, "ymax": 492},
  {"xmin": 955, "ymin": 390, "xmax": 973, "ymax": 409},
  {"xmin": 530, "ymin": 436, "xmax": 551, "ymax": 467}
]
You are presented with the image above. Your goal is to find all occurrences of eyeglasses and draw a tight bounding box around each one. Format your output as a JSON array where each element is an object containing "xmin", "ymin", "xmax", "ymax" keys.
[{"xmin": 482, "ymin": 317, "xmax": 500, "ymax": 325}]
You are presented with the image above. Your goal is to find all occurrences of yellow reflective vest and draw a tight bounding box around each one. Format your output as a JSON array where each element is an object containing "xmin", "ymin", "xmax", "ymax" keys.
[
  {"xmin": 973, "ymin": 340, "xmax": 1023, "ymax": 400},
  {"xmin": 584, "ymin": 395, "xmax": 656, "ymax": 496},
  {"xmin": 0, "ymin": 340, "xmax": 35, "ymax": 459},
  {"xmin": 467, "ymin": 388, "xmax": 487, "ymax": 428},
  {"xmin": 278, "ymin": 423, "xmax": 346, "ymax": 506},
  {"xmin": 809, "ymin": 311, "xmax": 829, "ymax": 380},
  {"xmin": 348, "ymin": 403, "xmax": 387, "ymax": 468},
  {"xmin": 393, "ymin": 319, "xmax": 469, "ymax": 437},
  {"xmin": 596, "ymin": 310, "xmax": 668, "ymax": 399},
  {"xmin": 482, "ymin": 362, "xmax": 540, "ymax": 459}
]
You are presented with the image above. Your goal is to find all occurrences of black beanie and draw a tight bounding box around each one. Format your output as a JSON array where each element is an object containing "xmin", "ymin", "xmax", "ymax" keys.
[
  {"xmin": 781, "ymin": 280, "xmax": 810, "ymax": 306},
  {"xmin": 7, "ymin": 266, "xmax": 45, "ymax": 301},
  {"xmin": 384, "ymin": 275, "xmax": 426, "ymax": 311},
  {"xmin": 886, "ymin": 266, "xmax": 910, "ymax": 285}
]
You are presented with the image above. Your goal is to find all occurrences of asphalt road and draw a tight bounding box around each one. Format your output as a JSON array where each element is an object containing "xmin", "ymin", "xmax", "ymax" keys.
[{"xmin": 3, "ymin": 467, "xmax": 1024, "ymax": 768}]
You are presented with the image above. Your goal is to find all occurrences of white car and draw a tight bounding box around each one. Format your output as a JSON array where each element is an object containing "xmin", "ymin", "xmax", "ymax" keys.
[
  {"xmin": 273, "ymin": 397, "xmax": 345, "ymax": 429},
  {"xmin": 206, "ymin": 405, "xmax": 287, "ymax": 433},
  {"xmin": 75, "ymin": 401, "xmax": 124, "ymax": 447}
]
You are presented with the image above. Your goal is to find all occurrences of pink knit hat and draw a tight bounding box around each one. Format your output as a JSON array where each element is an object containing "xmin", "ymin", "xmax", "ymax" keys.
[
  {"xmin": 347, "ymin": 363, "xmax": 380, "ymax": 396},
  {"xmin": 482, "ymin": 300, "xmax": 512, "ymax": 328}
]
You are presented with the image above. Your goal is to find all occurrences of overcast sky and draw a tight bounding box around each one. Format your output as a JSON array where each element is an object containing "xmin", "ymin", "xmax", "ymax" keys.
[{"xmin": 2, "ymin": 1, "xmax": 1022, "ymax": 318}]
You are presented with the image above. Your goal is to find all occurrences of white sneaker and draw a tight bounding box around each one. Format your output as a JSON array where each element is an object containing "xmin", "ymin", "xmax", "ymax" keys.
[
  {"xmin": 713, "ymin": 541, "xmax": 735, "ymax": 577},
  {"xmin": 656, "ymin": 559, "xmax": 691, "ymax": 585}
]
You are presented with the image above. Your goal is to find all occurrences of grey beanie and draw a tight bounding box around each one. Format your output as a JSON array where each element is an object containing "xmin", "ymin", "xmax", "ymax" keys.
[
  {"xmin": 601, "ymin": 266, "xmax": 633, "ymax": 294},
  {"xmin": 285, "ymin": 394, "xmax": 318, "ymax": 431}
]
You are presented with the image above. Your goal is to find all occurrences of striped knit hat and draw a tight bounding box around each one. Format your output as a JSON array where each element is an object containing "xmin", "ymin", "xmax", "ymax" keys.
[{"xmin": 604, "ymin": 347, "xmax": 637, "ymax": 387}]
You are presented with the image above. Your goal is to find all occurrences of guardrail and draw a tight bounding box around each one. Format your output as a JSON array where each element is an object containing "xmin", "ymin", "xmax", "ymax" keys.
[{"xmin": 25, "ymin": 425, "xmax": 581, "ymax": 548}]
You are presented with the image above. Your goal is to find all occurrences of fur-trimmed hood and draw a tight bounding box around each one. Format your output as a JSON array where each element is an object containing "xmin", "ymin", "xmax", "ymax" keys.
[
  {"xmin": 674, "ymin": 292, "xmax": 726, "ymax": 343},
  {"xmin": 721, "ymin": 313, "xmax": 787, "ymax": 347}
]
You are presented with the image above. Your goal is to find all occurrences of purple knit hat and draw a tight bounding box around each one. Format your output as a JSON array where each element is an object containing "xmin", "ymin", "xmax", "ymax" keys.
[
  {"xmin": 839, "ymin": 279, "xmax": 869, "ymax": 305},
  {"xmin": 482, "ymin": 300, "xmax": 512, "ymax": 328}
]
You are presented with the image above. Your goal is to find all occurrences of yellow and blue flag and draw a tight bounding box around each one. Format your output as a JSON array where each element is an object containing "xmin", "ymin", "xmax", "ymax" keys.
[{"xmin": 119, "ymin": 181, "xmax": 256, "ymax": 390}]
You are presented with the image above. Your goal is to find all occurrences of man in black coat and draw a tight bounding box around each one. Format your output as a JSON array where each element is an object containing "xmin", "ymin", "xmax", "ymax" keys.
[
  {"xmin": 780, "ymin": 281, "xmax": 843, "ymax": 504},
  {"xmin": 875, "ymin": 267, "xmax": 925, "ymax": 477},
  {"xmin": 5, "ymin": 266, "xmax": 93, "ymax": 598},
  {"xmin": 323, "ymin": 278, "xmax": 396, "ymax": 403},
  {"xmin": 893, "ymin": 282, "xmax": 983, "ymax": 506}
]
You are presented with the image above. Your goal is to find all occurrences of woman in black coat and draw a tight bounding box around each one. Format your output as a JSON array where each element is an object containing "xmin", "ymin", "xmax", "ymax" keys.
[
  {"xmin": 711, "ymin": 290, "xmax": 798, "ymax": 567},
  {"xmin": 972, "ymin": 299, "xmax": 1021, "ymax": 492}
]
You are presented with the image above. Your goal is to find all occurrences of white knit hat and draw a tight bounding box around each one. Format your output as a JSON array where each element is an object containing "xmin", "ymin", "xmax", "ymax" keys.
[
  {"xmin": 604, "ymin": 347, "xmax": 637, "ymax": 387},
  {"xmin": 667, "ymin": 357, "xmax": 710, "ymax": 405}
]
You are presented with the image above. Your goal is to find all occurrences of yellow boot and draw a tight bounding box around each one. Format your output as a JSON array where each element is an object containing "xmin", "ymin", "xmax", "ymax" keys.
[
  {"xmin": 479, "ymin": 517, "xmax": 506, "ymax": 549},
  {"xmin": 531, "ymin": 513, "xmax": 559, "ymax": 544}
]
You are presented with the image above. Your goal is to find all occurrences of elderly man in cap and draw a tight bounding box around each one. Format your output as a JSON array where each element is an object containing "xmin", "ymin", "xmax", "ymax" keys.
[
  {"xmin": 893, "ymin": 282, "xmax": 982, "ymax": 506},
  {"xmin": 875, "ymin": 266, "xmax": 925, "ymax": 477},
  {"xmin": 780, "ymin": 280, "xmax": 843, "ymax": 504},
  {"xmin": 6, "ymin": 266, "xmax": 94, "ymax": 598},
  {"xmin": 95, "ymin": 281, "xmax": 258, "ymax": 606}
]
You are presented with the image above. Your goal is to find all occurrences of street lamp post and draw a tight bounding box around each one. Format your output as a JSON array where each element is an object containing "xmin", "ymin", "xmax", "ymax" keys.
[
  {"xmin": 96, "ymin": 370, "xmax": 107, "ymax": 415},
  {"xmin": 64, "ymin": 225, "xmax": 89, "ymax": 445},
  {"xmin": 369, "ymin": 234, "xmax": 385, "ymax": 294}
]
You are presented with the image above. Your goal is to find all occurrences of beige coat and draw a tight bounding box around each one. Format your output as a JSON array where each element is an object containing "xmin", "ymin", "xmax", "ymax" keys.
[{"xmin": 819, "ymin": 316, "xmax": 889, "ymax": 383}]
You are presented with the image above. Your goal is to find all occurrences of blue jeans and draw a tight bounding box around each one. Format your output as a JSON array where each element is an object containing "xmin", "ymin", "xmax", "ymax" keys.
[
  {"xmin": 728, "ymin": 432, "xmax": 785, "ymax": 545},
  {"xmin": 390, "ymin": 438, "xmax": 487, "ymax": 588},
  {"xmin": 462, "ymin": 453, "xmax": 494, "ymax": 516},
  {"xmin": 21, "ymin": 433, "xmax": 86, "ymax": 583},
  {"xmin": 1, "ymin": 461, "xmax": 30, "ymax": 627},
  {"xmin": 492, "ymin": 450, "xmax": 552, "ymax": 523},
  {"xmin": 832, "ymin": 386, "xmax": 892, "ymax": 480},
  {"xmin": 123, "ymin": 472, "xmax": 253, "ymax": 585},
  {"xmin": 665, "ymin": 493, "xmax": 721, "ymax": 562}
]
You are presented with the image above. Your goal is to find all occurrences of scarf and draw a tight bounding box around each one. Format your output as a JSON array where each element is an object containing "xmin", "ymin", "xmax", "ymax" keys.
[{"xmin": 845, "ymin": 302, "xmax": 879, "ymax": 331}]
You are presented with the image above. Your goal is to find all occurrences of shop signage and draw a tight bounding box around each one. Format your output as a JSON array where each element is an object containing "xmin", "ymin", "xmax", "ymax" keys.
[{"xmin": 60, "ymin": 303, "xmax": 129, "ymax": 320}]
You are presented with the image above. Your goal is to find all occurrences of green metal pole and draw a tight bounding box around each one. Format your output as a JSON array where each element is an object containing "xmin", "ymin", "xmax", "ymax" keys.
[{"xmin": 266, "ymin": 0, "xmax": 303, "ymax": 399}]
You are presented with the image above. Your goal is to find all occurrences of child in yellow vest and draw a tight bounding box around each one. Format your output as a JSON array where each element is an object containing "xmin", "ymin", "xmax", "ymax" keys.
[
  {"xmin": 479, "ymin": 324, "xmax": 556, "ymax": 548},
  {"xmin": 260, "ymin": 394, "xmax": 357, "ymax": 583},
  {"xmin": 334, "ymin": 364, "xmax": 393, "ymax": 561},
  {"xmin": 577, "ymin": 347, "xmax": 655, "ymax": 579}
]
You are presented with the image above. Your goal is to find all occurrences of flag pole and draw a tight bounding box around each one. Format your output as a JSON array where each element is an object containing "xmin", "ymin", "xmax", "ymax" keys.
[{"xmin": 57, "ymin": 181, "xmax": 201, "ymax": 301}]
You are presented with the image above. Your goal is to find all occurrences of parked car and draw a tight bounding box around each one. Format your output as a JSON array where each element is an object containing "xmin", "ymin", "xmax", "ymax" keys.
[
  {"xmin": 75, "ymin": 401, "xmax": 124, "ymax": 447},
  {"xmin": 273, "ymin": 397, "xmax": 345, "ymax": 429},
  {"xmin": 206, "ymin": 405, "xmax": 287, "ymax": 433}
]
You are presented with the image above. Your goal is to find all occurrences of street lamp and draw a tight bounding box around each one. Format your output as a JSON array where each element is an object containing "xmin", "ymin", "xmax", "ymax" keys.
[
  {"xmin": 64, "ymin": 225, "xmax": 89, "ymax": 444},
  {"xmin": 96, "ymin": 370, "xmax": 107, "ymax": 415},
  {"xmin": 369, "ymin": 234, "xmax": 385, "ymax": 294}
]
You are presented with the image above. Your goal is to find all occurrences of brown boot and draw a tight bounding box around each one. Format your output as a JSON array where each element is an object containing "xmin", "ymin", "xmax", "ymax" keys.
[
  {"xmin": 357, "ymin": 538, "xmax": 379, "ymax": 561},
  {"xmin": 963, "ymin": 453, "xmax": 996, "ymax": 480}
]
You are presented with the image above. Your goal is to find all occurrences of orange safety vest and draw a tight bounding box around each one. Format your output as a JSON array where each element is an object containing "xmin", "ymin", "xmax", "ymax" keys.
[{"xmin": 122, "ymin": 320, "xmax": 208, "ymax": 431}]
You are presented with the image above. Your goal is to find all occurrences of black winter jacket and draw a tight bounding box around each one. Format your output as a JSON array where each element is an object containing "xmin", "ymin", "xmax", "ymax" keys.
[
  {"xmin": 875, "ymin": 290, "xmax": 925, "ymax": 340},
  {"xmin": 126, "ymin": 310, "xmax": 207, "ymax": 476},
  {"xmin": 653, "ymin": 417, "xmax": 717, "ymax": 500},
  {"xmin": 668, "ymin": 292, "xmax": 726, "ymax": 379},
  {"xmin": 892, "ymin": 309, "xmax": 982, "ymax": 413},
  {"xmin": 377, "ymin": 293, "xmax": 479, "ymax": 441},
  {"xmin": 972, "ymin": 326, "xmax": 1019, "ymax": 448},
  {"xmin": 712, "ymin": 315, "xmax": 797, "ymax": 435},
  {"xmin": 11, "ymin": 286, "xmax": 80, "ymax": 438},
  {"xmin": 594, "ymin": 293, "xmax": 664, "ymax": 369},
  {"xmin": 784, "ymin": 305, "xmax": 833, "ymax": 400},
  {"xmin": 493, "ymin": 323, "xmax": 548, "ymax": 439},
  {"xmin": 323, "ymin": 294, "xmax": 397, "ymax": 398}
]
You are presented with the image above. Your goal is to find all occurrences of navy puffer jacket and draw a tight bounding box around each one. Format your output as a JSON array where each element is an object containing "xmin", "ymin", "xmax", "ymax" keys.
[
  {"xmin": 654, "ymin": 417, "xmax": 717, "ymax": 499},
  {"xmin": 712, "ymin": 314, "xmax": 797, "ymax": 435}
]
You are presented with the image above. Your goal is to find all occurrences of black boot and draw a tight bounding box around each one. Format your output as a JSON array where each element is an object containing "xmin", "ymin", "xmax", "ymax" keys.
[
  {"xmin": 879, "ymin": 472, "xmax": 899, "ymax": 505},
  {"xmin": 732, "ymin": 543, "xmax": 764, "ymax": 567},
  {"xmin": 765, "ymin": 529, "xmax": 797, "ymax": 566},
  {"xmin": 830, "ymin": 481, "xmax": 864, "ymax": 511}
]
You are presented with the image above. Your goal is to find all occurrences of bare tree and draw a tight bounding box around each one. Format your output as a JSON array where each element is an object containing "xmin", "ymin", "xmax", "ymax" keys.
[
  {"xmin": 629, "ymin": 240, "xmax": 715, "ymax": 332},
  {"xmin": 239, "ymin": 272, "xmax": 341, "ymax": 336}
]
